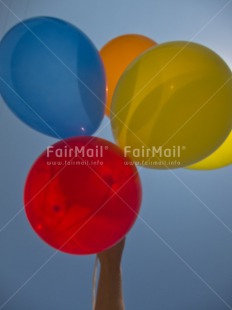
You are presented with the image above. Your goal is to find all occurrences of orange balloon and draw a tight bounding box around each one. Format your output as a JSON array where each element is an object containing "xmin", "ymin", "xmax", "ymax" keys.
[{"xmin": 100, "ymin": 34, "xmax": 157, "ymax": 116}]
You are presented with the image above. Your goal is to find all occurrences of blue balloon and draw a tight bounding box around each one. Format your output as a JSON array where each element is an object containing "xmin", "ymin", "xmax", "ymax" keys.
[{"xmin": 0, "ymin": 17, "xmax": 106, "ymax": 138}]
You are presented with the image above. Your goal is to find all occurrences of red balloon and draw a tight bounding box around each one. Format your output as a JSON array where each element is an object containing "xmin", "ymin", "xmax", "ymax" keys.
[{"xmin": 24, "ymin": 137, "xmax": 142, "ymax": 255}]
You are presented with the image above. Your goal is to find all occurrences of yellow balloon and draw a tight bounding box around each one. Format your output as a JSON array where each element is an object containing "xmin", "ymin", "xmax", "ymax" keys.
[
  {"xmin": 110, "ymin": 41, "xmax": 232, "ymax": 169},
  {"xmin": 187, "ymin": 131, "xmax": 232, "ymax": 170}
]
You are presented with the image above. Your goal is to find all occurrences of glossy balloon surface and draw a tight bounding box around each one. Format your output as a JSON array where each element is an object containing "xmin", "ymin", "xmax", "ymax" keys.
[
  {"xmin": 111, "ymin": 41, "xmax": 232, "ymax": 169},
  {"xmin": 100, "ymin": 34, "xmax": 156, "ymax": 116},
  {"xmin": 24, "ymin": 137, "xmax": 142, "ymax": 255},
  {"xmin": 0, "ymin": 17, "xmax": 106, "ymax": 138},
  {"xmin": 187, "ymin": 131, "xmax": 232, "ymax": 170}
]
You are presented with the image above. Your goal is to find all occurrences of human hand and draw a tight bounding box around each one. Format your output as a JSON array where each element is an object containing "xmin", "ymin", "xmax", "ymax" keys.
[
  {"xmin": 97, "ymin": 238, "xmax": 126, "ymax": 268},
  {"xmin": 95, "ymin": 238, "xmax": 126, "ymax": 310}
]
